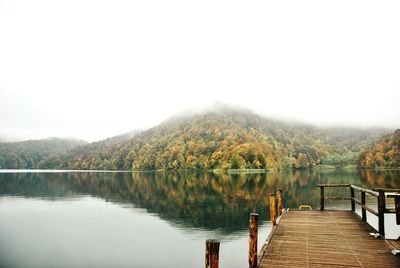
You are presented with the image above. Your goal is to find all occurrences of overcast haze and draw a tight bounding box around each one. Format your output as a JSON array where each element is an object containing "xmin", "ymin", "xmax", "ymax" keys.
[{"xmin": 0, "ymin": 1, "xmax": 399, "ymax": 142}]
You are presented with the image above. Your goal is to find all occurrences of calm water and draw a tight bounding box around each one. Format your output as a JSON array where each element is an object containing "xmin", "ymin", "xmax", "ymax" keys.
[{"xmin": 0, "ymin": 169, "xmax": 399, "ymax": 268}]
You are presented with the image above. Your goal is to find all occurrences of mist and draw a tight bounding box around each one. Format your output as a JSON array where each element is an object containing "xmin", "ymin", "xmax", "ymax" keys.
[{"xmin": 0, "ymin": 1, "xmax": 399, "ymax": 142}]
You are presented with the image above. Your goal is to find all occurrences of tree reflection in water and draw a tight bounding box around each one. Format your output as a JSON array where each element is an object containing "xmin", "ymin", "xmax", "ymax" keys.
[{"xmin": 0, "ymin": 169, "xmax": 398, "ymax": 233}]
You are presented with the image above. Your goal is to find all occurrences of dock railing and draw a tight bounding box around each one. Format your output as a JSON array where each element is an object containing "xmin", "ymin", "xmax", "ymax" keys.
[{"xmin": 317, "ymin": 184, "xmax": 400, "ymax": 237}]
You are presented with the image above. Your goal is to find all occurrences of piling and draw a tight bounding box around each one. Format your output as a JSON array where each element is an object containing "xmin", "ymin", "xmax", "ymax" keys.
[
  {"xmin": 269, "ymin": 193, "xmax": 276, "ymax": 226},
  {"xmin": 248, "ymin": 213, "xmax": 258, "ymax": 268},
  {"xmin": 278, "ymin": 189, "xmax": 283, "ymax": 216},
  {"xmin": 205, "ymin": 239, "xmax": 220, "ymax": 268}
]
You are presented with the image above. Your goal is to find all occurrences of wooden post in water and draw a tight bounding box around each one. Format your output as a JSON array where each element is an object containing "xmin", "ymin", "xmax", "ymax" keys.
[
  {"xmin": 269, "ymin": 193, "xmax": 276, "ymax": 226},
  {"xmin": 361, "ymin": 191, "xmax": 366, "ymax": 221},
  {"xmin": 320, "ymin": 186, "xmax": 324, "ymax": 211},
  {"xmin": 205, "ymin": 239, "xmax": 220, "ymax": 268},
  {"xmin": 350, "ymin": 187, "xmax": 355, "ymax": 211},
  {"xmin": 377, "ymin": 190, "xmax": 386, "ymax": 237},
  {"xmin": 248, "ymin": 213, "xmax": 258, "ymax": 268},
  {"xmin": 278, "ymin": 189, "xmax": 283, "ymax": 216}
]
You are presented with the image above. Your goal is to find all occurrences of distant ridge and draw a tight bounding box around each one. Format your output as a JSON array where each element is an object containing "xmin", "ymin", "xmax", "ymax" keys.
[
  {"xmin": 39, "ymin": 106, "xmax": 390, "ymax": 171},
  {"xmin": 0, "ymin": 138, "xmax": 87, "ymax": 169}
]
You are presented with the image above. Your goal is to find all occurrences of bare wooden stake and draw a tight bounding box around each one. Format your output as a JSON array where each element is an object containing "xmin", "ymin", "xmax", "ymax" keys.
[
  {"xmin": 278, "ymin": 189, "xmax": 283, "ymax": 216},
  {"xmin": 248, "ymin": 213, "xmax": 258, "ymax": 268},
  {"xmin": 205, "ymin": 239, "xmax": 220, "ymax": 268},
  {"xmin": 270, "ymin": 193, "xmax": 276, "ymax": 226}
]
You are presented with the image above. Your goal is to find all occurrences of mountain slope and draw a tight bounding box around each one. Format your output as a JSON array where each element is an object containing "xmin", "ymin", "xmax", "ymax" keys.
[
  {"xmin": 39, "ymin": 130, "xmax": 141, "ymax": 170},
  {"xmin": 0, "ymin": 138, "xmax": 87, "ymax": 169},
  {"xmin": 40, "ymin": 107, "xmax": 390, "ymax": 170},
  {"xmin": 358, "ymin": 129, "xmax": 400, "ymax": 168}
]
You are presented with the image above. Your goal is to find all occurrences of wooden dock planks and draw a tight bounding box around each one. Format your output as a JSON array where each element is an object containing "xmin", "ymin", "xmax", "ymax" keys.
[{"xmin": 258, "ymin": 210, "xmax": 400, "ymax": 268}]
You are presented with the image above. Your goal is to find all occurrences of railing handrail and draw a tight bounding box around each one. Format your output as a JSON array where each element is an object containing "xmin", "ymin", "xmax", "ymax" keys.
[
  {"xmin": 317, "ymin": 183, "xmax": 400, "ymax": 238},
  {"xmin": 316, "ymin": 183, "xmax": 350, "ymax": 187},
  {"xmin": 350, "ymin": 185, "xmax": 379, "ymax": 197},
  {"xmin": 317, "ymin": 184, "xmax": 391, "ymax": 197},
  {"xmin": 372, "ymin": 187, "xmax": 400, "ymax": 192}
]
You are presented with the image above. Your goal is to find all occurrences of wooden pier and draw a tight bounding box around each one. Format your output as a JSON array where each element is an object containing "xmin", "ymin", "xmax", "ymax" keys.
[
  {"xmin": 258, "ymin": 210, "xmax": 399, "ymax": 267},
  {"xmin": 205, "ymin": 185, "xmax": 400, "ymax": 268}
]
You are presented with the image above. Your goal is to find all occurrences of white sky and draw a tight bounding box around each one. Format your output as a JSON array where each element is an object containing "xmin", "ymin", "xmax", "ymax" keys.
[{"xmin": 0, "ymin": 0, "xmax": 399, "ymax": 142}]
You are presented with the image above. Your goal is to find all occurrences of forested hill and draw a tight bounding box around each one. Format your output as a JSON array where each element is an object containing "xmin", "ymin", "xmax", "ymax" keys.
[
  {"xmin": 0, "ymin": 138, "xmax": 87, "ymax": 169},
  {"xmin": 39, "ymin": 107, "xmax": 390, "ymax": 170},
  {"xmin": 38, "ymin": 129, "xmax": 141, "ymax": 170},
  {"xmin": 358, "ymin": 129, "xmax": 400, "ymax": 169}
]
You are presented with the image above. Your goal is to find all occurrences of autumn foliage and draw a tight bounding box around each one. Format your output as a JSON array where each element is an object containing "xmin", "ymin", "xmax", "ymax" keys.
[
  {"xmin": 39, "ymin": 107, "xmax": 388, "ymax": 170},
  {"xmin": 359, "ymin": 129, "xmax": 400, "ymax": 169}
]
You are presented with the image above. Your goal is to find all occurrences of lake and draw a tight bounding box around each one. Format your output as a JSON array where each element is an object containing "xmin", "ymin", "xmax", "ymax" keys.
[{"xmin": 0, "ymin": 169, "xmax": 399, "ymax": 268}]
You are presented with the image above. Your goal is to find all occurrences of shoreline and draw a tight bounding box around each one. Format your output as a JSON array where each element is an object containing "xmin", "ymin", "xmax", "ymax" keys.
[{"xmin": 1, "ymin": 166, "xmax": 399, "ymax": 173}]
